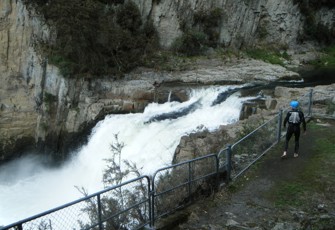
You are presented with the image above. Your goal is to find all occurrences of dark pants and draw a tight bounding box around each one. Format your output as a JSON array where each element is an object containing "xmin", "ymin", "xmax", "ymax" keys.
[{"xmin": 284, "ymin": 124, "xmax": 300, "ymax": 153}]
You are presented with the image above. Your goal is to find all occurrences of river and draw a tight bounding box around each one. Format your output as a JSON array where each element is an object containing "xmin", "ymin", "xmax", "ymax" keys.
[
  {"xmin": 1, "ymin": 67, "xmax": 334, "ymax": 227},
  {"xmin": 0, "ymin": 85, "xmax": 255, "ymax": 227}
]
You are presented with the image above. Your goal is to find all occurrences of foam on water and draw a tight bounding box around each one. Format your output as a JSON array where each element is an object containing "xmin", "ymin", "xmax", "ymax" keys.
[{"xmin": 0, "ymin": 85, "xmax": 253, "ymax": 226}]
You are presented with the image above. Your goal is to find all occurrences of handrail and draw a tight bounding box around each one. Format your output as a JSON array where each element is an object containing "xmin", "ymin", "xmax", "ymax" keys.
[
  {"xmin": 3, "ymin": 88, "xmax": 334, "ymax": 230},
  {"xmin": 151, "ymin": 154, "xmax": 218, "ymax": 226},
  {"xmin": 231, "ymin": 115, "xmax": 279, "ymax": 150},
  {"xmin": 2, "ymin": 176, "xmax": 151, "ymax": 230}
]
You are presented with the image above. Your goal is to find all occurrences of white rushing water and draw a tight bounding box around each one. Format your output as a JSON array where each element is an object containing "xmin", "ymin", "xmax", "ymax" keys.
[{"xmin": 0, "ymin": 85, "xmax": 253, "ymax": 226}]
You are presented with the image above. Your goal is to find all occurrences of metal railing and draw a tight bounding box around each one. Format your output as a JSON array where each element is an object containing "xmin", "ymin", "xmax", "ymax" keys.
[
  {"xmin": 2, "ymin": 89, "xmax": 334, "ymax": 230},
  {"xmin": 1, "ymin": 154, "xmax": 219, "ymax": 230},
  {"xmin": 230, "ymin": 112, "xmax": 281, "ymax": 179},
  {"xmin": 151, "ymin": 154, "xmax": 219, "ymax": 226},
  {"xmin": 224, "ymin": 89, "xmax": 315, "ymax": 180},
  {"xmin": 1, "ymin": 176, "xmax": 151, "ymax": 230}
]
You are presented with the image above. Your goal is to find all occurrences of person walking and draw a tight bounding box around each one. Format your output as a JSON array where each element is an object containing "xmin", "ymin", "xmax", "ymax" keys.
[{"xmin": 281, "ymin": 100, "xmax": 306, "ymax": 158}]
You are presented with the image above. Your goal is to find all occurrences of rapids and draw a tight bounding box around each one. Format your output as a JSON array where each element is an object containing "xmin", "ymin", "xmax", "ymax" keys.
[{"xmin": 0, "ymin": 85, "xmax": 254, "ymax": 226}]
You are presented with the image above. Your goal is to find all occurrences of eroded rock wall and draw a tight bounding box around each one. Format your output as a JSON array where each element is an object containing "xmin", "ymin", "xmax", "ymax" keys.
[
  {"xmin": 0, "ymin": 0, "xmax": 46, "ymax": 160},
  {"xmin": 0, "ymin": 0, "xmax": 334, "ymax": 162},
  {"xmin": 0, "ymin": 1, "xmax": 156, "ymax": 161},
  {"xmin": 138, "ymin": 0, "xmax": 304, "ymax": 48}
]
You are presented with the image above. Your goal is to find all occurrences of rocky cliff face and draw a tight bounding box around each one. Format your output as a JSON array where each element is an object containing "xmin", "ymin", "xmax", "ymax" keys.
[
  {"xmin": 0, "ymin": 0, "xmax": 333, "ymax": 162},
  {"xmin": 138, "ymin": 0, "xmax": 334, "ymax": 48},
  {"xmin": 0, "ymin": 0, "xmax": 46, "ymax": 160},
  {"xmin": 143, "ymin": 0, "xmax": 303, "ymax": 48}
]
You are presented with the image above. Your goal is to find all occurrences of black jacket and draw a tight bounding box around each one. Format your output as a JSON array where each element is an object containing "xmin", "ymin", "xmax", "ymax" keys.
[{"xmin": 283, "ymin": 109, "xmax": 306, "ymax": 131}]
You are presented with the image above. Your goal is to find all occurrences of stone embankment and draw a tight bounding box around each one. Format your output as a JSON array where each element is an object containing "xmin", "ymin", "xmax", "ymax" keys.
[
  {"xmin": 0, "ymin": 0, "xmax": 334, "ymax": 162},
  {"xmin": 0, "ymin": 52, "xmax": 303, "ymax": 162},
  {"xmin": 173, "ymin": 83, "xmax": 335, "ymax": 163}
]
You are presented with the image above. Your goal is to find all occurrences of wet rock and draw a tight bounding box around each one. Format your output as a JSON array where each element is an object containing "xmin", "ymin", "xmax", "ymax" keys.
[
  {"xmin": 291, "ymin": 210, "xmax": 307, "ymax": 222},
  {"xmin": 271, "ymin": 222, "xmax": 299, "ymax": 230},
  {"xmin": 226, "ymin": 218, "xmax": 239, "ymax": 226},
  {"xmin": 317, "ymin": 203, "xmax": 327, "ymax": 213}
]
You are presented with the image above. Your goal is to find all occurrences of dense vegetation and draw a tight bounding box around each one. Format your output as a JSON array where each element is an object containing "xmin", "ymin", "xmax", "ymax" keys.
[
  {"xmin": 23, "ymin": 0, "xmax": 159, "ymax": 78},
  {"xmin": 172, "ymin": 8, "xmax": 223, "ymax": 56},
  {"xmin": 22, "ymin": 0, "xmax": 335, "ymax": 78},
  {"xmin": 294, "ymin": 0, "xmax": 335, "ymax": 45}
]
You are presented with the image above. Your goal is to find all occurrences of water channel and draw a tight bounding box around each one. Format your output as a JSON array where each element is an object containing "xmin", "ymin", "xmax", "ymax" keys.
[{"xmin": 0, "ymin": 67, "xmax": 334, "ymax": 227}]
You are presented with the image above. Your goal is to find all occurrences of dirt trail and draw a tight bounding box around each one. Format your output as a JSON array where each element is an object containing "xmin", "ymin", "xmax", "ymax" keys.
[{"xmin": 165, "ymin": 118, "xmax": 335, "ymax": 230}]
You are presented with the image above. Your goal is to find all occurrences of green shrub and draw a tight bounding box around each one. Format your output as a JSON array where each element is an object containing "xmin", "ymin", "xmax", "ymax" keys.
[
  {"xmin": 22, "ymin": 0, "xmax": 159, "ymax": 78},
  {"xmin": 116, "ymin": 1, "xmax": 142, "ymax": 32},
  {"xmin": 176, "ymin": 7, "xmax": 222, "ymax": 55},
  {"xmin": 172, "ymin": 30, "xmax": 207, "ymax": 56},
  {"xmin": 193, "ymin": 8, "xmax": 223, "ymax": 47},
  {"xmin": 308, "ymin": 45, "xmax": 335, "ymax": 67},
  {"xmin": 48, "ymin": 55, "xmax": 77, "ymax": 77},
  {"xmin": 246, "ymin": 49, "xmax": 286, "ymax": 66},
  {"xmin": 43, "ymin": 92, "xmax": 57, "ymax": 104},
  {"xmin": 294, "ymin": 0, "xmax": 335, "ymax": 45},
  {"xmin": 194, "ymin": 8, "xmax": 222, "ymax": 28}
]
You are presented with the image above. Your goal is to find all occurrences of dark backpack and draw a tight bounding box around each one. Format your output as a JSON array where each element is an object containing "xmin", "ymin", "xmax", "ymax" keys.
[{"xmin": 289, "ymin": 111, "xmax": 301, "ymax": 124}]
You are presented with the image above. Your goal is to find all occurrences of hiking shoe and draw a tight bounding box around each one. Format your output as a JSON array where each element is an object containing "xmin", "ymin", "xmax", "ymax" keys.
[
  {"xmin": 294, "ymin": 153, "xmax": 299, "ymax": 158},
  {"xmin": 281, "ymin": 152, "xmax": 287, "ymax": 158}
]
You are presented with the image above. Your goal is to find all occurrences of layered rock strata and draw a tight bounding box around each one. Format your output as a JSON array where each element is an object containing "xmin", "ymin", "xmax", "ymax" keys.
[{"xmin": 0, "ymin": 0, "xmax": 334, "ymax": 162}]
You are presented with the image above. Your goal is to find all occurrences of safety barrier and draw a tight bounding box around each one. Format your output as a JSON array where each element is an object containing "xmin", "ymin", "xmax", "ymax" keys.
[
  {"xmin": 151, "ymin": 154, "xmax": 219, "ymax": 227},
  {"xmin": 1, "ymin": 154, "xmax": 219, "ymax": 230},
  {"xmin": 2, "ymin": 89, "xmax": 334, "ymax": 230},
  {"xmin": 223, "ymin": 89, "xmax": 314, "ymax": 180},
  {"xmin": 2, "ymin": 176, "xmax": 151, "ymax": 230}
]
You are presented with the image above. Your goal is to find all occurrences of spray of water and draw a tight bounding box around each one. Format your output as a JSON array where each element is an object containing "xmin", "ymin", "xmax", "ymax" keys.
[{"xmin": 0, "ymin": 85, "xmax": 253, "ymax": 226}]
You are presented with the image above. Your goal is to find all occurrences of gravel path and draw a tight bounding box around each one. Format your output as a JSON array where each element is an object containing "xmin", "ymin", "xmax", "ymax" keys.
[{"xmin": 162, "ymin": 118, "xmax": 335, "ymax": 230}]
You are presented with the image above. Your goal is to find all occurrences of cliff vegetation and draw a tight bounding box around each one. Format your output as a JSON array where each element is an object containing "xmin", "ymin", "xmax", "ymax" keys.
[
  {"xmin": 295, "ymin": 0, "xmax": 335, "ymax": 46},
  {"xmin": 23, "ymin": 0, "xmax": 159, "ymax": 78},
  {"xmin": 23, "ymin": 0, "xmax": 335, "ymax": 78}
]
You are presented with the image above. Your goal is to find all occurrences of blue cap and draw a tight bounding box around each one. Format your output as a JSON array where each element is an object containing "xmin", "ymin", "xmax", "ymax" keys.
[{"xmin": 290, "ymin": 100, "xmax": 299, "ymax": 108}]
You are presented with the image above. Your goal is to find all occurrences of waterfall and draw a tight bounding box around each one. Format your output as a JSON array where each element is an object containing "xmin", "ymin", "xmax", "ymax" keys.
[{"xmin": 0, "ymin": 85, "xmax": 253, "ymax": 226}]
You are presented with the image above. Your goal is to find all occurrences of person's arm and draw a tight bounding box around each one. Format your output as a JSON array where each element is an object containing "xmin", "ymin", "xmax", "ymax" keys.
[
  {"xmin": 283, "ymin": 112, "xmax": 290, "ymax": 127},
  {"xmin": 300, "ymin": 111, "xmax": 306, "ymax": 131}
]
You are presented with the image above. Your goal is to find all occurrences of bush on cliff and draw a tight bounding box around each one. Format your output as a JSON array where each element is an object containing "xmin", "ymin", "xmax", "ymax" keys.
[
  {"xmin": 294, "ymin": 0, "xmax": 335, "ymax": 45},
  {"xmin": 173, "ymin": 7, "xmax": 223, "ymax": 56},
  {"xmin": 23, "ymin": 0, "xmax": 159, "ymax": 78}
]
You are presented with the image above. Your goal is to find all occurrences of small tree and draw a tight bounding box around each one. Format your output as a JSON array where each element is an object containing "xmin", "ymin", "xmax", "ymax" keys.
[{"xmin": 77, "ymin": 133, "xmax": 149, "ymax": 229}]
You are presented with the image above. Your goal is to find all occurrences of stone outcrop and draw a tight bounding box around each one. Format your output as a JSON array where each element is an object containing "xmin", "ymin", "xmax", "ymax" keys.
[
  {"xmin": 139, "ymin": 0, "xmax": 304, "ymax": 48},
  {"xmin": 0, "ymin": 0, "xmax": 334, "ymax": 162},
  {"xmin": 140, "ymin": 0, "xmax": 335, "ymax": 50},
  {"xmin": 0, "ymin": 0, "xmax": 48, "ymax": 161},
  {"xmin": 173, "ymin": 84, "xmax": 335, "ymax": 163}
]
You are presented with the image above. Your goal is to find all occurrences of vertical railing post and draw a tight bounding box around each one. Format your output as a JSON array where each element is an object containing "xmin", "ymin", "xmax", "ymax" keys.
[
  {"xmin": 188, "ymin": 162, "xmax": 192, "ymax": 202},
  {"xmin": 150, "ymin": 178, "xmax": 155, "ymax": 228},
  {"xmin": 226, "ymin": 145, "xmax": 232, "ymax": 183},
  {"xmin": 277, "ymin": 109, "xmax": 283, "ymax": 143},
  {"xmin": 97, "ymin": 194, "xmax": 103, "ymax": 230},
  {"xmin": 308, "ymin": 89, "xmax": 313, "ymax": 117},
  {"xmin": 146, "ymin": 178, "xmax": 154, "ymax": 229},
  {"xmin": 215, "ymin": 154, "xmax": 220, "ymax": 191}
]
